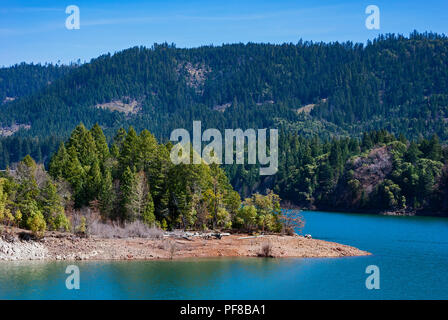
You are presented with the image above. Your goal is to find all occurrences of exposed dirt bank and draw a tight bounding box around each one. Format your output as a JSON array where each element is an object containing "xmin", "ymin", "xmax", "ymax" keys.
[{"xmin": 0, "ymin": 228, "xmax": 370, "ymax": 261}]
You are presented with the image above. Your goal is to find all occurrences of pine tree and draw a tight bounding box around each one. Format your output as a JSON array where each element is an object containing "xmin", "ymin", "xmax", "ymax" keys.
[
  {"xmin": 119, "ymin": 166, "xmax": 136, "ymax": 221},
  {"xmin": 427, "ymin": 135, "xmax": 442, "ymax": 161},
  {"xmin": 137, "ymin": 129, "xmax": 158, "ymax": 171},
  {"xmin": 86, "ymin": 160, "xmax": 102, "ymax": 201},
  {"xmin": 16, "ymin": 155, "xmax": 39, "ymax": 203},
  {"xmin": 67, "ymin": 123, "xmax": 98, "ymax": 168},
  {"xmin": 119, "ymin": 127, "xmax": 139, "ymax": 173},
  {"xmin": 404, "ymin": 142, "xmax": 422, "ymax": 164},
  {"xmin": 90, "ymin": 123, "xmax": 110, "ymax": 164},
  {"xmin": 113, "ymin": 127, "xmax": 127, "ymax": 150},
  {"xmin": 142, "ymin": 191, "xmax": 156, "ymax": 226},
  {"xmin": 65, "ymin": 146, "xmax": 86, "ymax": 207},
  {"xmin": 317, "ymin": 163, "xmax": 334, "ymax": 196},
  {"xmin": 39, "ymin": 180, "xmax": 68, "ymax": 231},
  {"xmin": 147, "ymin": 144, "xmax": 171, "ymax": 219},
  {"xmin": 99, "ymin": 168, "xmax": 115, "ymax": 219}
]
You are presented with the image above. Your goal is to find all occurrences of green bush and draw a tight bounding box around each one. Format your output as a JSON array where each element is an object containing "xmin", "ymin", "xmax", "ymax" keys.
[
  {"xmin": 27, "ymin": 212, "xmax": 46, "ymax": 238},
  {"xmin": 76, "ymin": 216, "xmax": 87, "ymax": 234},
  {"xmin": 50, "ymin": 213, "xmax": 70, "ymax": 232}
]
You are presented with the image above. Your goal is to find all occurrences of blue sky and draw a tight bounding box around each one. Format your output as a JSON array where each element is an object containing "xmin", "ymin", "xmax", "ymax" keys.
[{"xmin": 1, "ymin": 0, "xmax": 447, "ymax": 66}]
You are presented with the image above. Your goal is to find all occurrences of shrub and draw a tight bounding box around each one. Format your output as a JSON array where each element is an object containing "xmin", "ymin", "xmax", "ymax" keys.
[
  {"xmin": 51, "ymin": 213, "xmax": 70, "ymax": 232},
  {"xmin": 27, "ymin": 212, "xmax": 46, "ymax": 238},
  {"xmin": 122, "ymin": 221, "xmax": 163, "ymax": 238},
  {"xmin": 88, "ymin": 220, "xmax": 164, "ymax": 239},
  {"xmin": 0, "ymin": 209, "xmax": 14, "ymax": 226},
  {"xmin": 163, "ymin": 239, "xmax": 177, "ymax": 259},
  {"xmin": 259, "ymin": 241, "xmax": 273, "ymax": 257},
  {"xmin": 14, "ymin": 210, "xmax": 22, "ymax": 226},
  {"xmin": 216, "ymin": 207, "xmax": 232, "ymax": 229},
  {"xmin": 236, "ymin": 205, "xmax": 257, "ymax": 230},
  {"xmin": 279, "ymin": 209, "xmax": 305, "ymax": 235},
  {"xmin": 77, "ymin": 216, "xmax": 87, "ymax": 235}
]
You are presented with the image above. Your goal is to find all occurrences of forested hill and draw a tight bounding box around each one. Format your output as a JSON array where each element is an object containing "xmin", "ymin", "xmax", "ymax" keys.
[
  {"xmin": 0, "ymin": 63, "xmax": 74, "ymax": 103},
  {"xmin": 1, "ymin": 31, "xmax": 448, "ymax": 168},
  {"xmin": 226, "ymin": 130, "xmax": 448, "ymax": 216}
]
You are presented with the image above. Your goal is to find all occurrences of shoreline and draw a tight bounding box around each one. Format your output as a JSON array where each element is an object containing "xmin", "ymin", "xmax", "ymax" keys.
[{"xmin": 0, "ymin": 228, "xmax": 370, "ymax": 262}]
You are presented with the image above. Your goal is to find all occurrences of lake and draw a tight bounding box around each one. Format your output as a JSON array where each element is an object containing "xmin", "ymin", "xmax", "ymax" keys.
[{"xmin": 1, "ymin": 211, "xmax": 447, "ymax": 299}]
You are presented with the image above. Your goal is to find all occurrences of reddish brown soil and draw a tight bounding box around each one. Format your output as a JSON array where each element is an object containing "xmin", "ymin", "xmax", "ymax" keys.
[{"xmin": 42, "ymin": 233, "xmax": 370, "ymax": 261}]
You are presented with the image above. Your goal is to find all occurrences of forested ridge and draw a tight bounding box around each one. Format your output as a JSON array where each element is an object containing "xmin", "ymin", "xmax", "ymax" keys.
[
  {"xmin": 1, "ymin": 31, "xmax": 448, "ymax": 215},
  {"xmin": 2, "ymin": 31, "xmax": 448, "ymax": 142},
  {"xmin": 0, "ymin": 62, "xmax": 74, "ymax": 103}
]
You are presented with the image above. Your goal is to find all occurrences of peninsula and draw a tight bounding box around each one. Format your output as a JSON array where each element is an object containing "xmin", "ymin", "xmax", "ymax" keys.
[{"xmin": 0, "ymin": 227, "xmax": 370, "ymax": 261}]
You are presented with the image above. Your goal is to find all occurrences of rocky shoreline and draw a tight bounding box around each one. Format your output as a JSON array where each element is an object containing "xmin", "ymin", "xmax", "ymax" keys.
[
  {"xmin": 0, "ymin": 238, "xmax": 48, "ymax": 261},
  {"xmin": 0, "ymin": 228, "xmax": 370, "ymax": 261}
]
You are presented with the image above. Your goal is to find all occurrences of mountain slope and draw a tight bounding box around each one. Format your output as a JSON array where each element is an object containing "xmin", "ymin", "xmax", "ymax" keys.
[
  {"xmin": 1, "ymin": 32, "xmax": 448, "ymax": 168},
  {"xmin": 0, "ymin": 62, "xmax": 74, "ymax": 104}
]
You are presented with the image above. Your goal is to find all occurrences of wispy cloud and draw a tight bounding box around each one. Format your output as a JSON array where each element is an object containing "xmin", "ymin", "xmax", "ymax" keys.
[
  {"xmin": 0, "ymin": 23, "xmax": 62, "ymax": 37},
  {"xmin": 81, "ymin": 13, "xmax": 269, "ymax": 27},
  {"xmin": 81, "ymin": 6, "xmax": 342, "ymax": 27},
  {"xmin": 82, "ymin": 16, "xmax": 164, "ymax": 27},
  {"xmin": 0, "ymin": 7, "xmax": 62, "ymax": 14}
]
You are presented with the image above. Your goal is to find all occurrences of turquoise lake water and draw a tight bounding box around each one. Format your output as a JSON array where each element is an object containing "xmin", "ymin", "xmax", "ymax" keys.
[{"xmin": 1, "ymin": 210, "xmax": 447, "ymax": 299}]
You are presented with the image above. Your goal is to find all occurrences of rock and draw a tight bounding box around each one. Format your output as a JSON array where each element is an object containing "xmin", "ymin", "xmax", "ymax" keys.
[{"xmin": 0, "ymin": 238, "xmax": 48, "ymax": 261}]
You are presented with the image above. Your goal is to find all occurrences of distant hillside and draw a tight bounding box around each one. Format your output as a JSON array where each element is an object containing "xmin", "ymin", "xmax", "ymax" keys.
[
  {"xmin": 1, "ymin": 31, "xmax": 448, "ymax": 143},
  {"xmin": 0, "ymin": 62, "xmax": 74, "ymax": 103},
  {"xmin": 1, "ymin": 31, "xmax": 448, "ymax": 192}
]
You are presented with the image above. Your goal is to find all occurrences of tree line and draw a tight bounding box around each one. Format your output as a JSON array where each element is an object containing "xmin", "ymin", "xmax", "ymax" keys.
[{"xmin": 1, "ymin": 124, "xmax": 292, "ymax": 236}]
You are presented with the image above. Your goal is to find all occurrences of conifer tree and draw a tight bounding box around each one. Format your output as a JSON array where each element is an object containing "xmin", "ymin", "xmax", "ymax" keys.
[
  {"xmin": 65, "ymin": 146, "xmax": 86, "ymax": 207},
  {"xmin": 67, "ymin": 123, "xmax": 98, "ymax": 168},
  {"xmin": 119, "ymin": 166, "xmax": 136, "ymax": 221},
  {"xmin": 404, "ymin": 142, "xmax": 422, "ymax": 164},
  {"xmin": 142, "ymin": 191, "xmax": 156, "ymax": 226},
  {"xmin": 119, "ymin": 127, "xmax": 139, "ymax": 173},
  {"xmin": 40, "ymin": 180, "xmax": 68, "ymax": 231},
  {"xmin": 99, "ymin": 168, "xmax": 115, "ymax": 219},
  {"xmin": 90, "ymin": 123, "xmax": 110, "ymax": 164},
  {"xmin": 86, "ymin": 160, "xmax": 102, "ymax": 200}
]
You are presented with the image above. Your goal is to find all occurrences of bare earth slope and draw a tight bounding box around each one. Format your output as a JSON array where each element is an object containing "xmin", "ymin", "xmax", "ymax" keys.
[{"xmin": 1, "ymin": 229, "xmax": 370, "ymax": 261}]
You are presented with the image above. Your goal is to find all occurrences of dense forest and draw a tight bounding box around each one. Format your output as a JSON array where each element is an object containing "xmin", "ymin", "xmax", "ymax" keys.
[
  {"xmin": 0, "ymin": 124, "xmax": 290, "ymax": 236},
  {"xmin": 227, "ymin": 130, "xmax": 448, "ymax": 216},
  {"xmin": 1, "ymin": 31, "xmax": 448, "ymax": 216},
  {"xmin": 0, "ymin": 62, "xmax": 74, "ymax": 102},
  {"xmin": 1, "ymin": 32, "xmax": 448, "ymax": 145}
]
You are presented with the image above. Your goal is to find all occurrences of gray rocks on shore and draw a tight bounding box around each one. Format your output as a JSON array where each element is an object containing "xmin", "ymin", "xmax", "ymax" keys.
[{"xmin": 0, "ymin": 238, "xmax": 48, "ymax": 261}]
